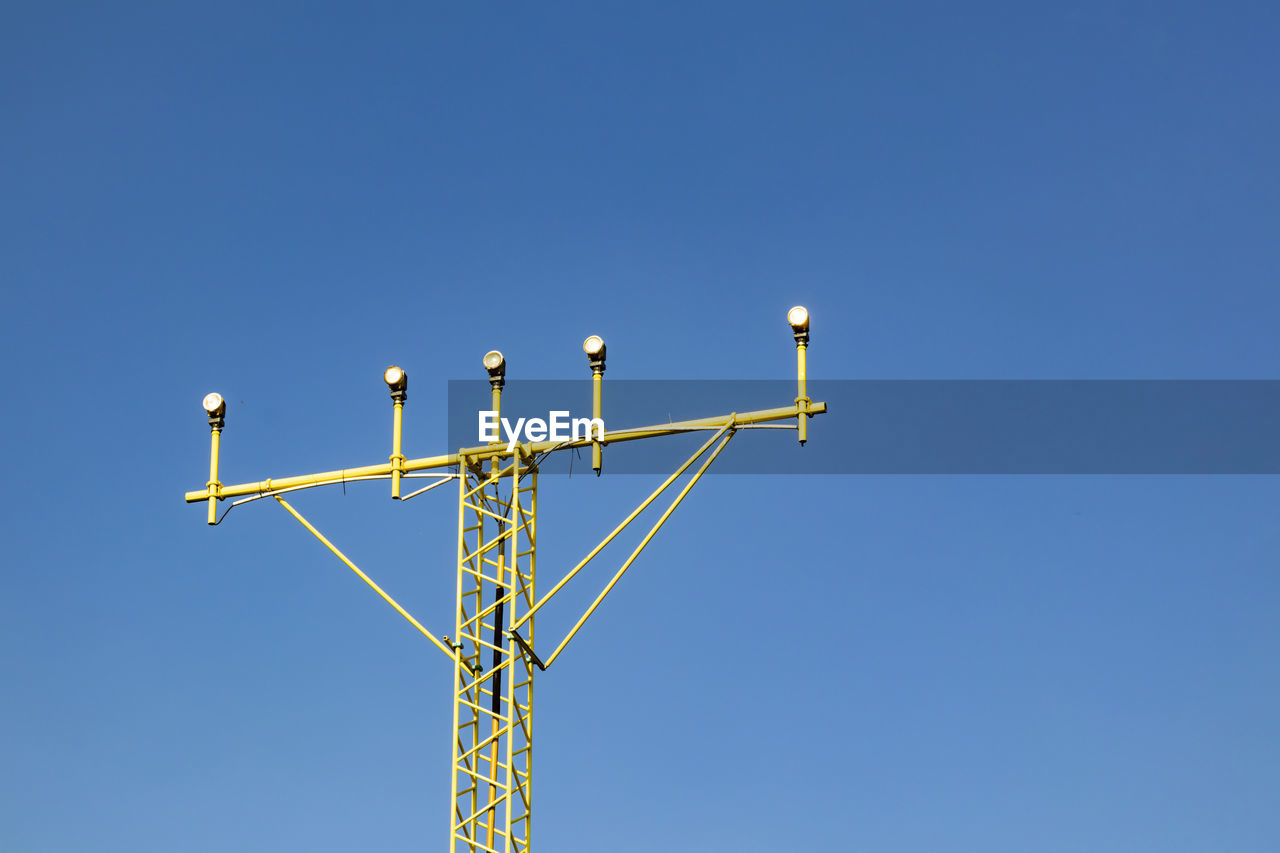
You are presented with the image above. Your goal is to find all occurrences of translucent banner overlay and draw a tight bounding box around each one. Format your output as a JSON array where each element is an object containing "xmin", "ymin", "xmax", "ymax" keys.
[{"xmin": 446, "ymin": 380, "xmax": 1280, "ymax": 474}]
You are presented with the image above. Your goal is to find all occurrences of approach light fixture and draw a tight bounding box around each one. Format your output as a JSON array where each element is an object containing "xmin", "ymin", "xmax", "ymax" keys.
[
  {"xmin": 186, "ymin": 308, "xmax": 830, "ymax": 820},
  {"xmin": 483, "ymin": 350, "xmax": 506, "ymax": 388},
  {"xmin": 203, "ymin": 392, "xmax": 226, "ymax": 420},
  {"xmin": 583, "ymin": 335, "xmax": 606, "ymax": 373},
  {"xmin": 384, "ymin": 365, "xmax": 408, "ymax": 395},
  {"xmin": 787, "ymin": 305, "xmax": 810, "ymax": 342}
]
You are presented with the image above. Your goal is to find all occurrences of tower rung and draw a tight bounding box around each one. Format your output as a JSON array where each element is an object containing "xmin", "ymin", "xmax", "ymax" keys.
[
  {"xmin": 458, "ymin": 790, "xmax": 514, "ymax": 827},
  {"xmin": 453, "ymin": 725, "xmax": 514, "ymax": 765},
  {"xmin": 455, "ymin": 695, "xmax": 510, "ymax": 724},
  {"xmin": 451, "ymin": 832, "xmax": 506, "ymax": 853},
  {"xmin": 459, "ymin": 631, "xmax": 511, "ymax": 655}
]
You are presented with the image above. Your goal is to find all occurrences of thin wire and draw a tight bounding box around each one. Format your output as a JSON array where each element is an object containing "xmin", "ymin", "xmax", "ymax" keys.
[
  {"xmin": 518, "ymin": 438, "xmax": 576, "ymax": 484},
  {"xmin": 212, "ymin": 422, "xmax": 788, "ymax": 522},
  {"xmin": 510, "ymin": 423, "xmax": 788, "ymax": 483},
  {"xmin": 209, "ymin": 472, "xmax": 453, "ymax": 524}
]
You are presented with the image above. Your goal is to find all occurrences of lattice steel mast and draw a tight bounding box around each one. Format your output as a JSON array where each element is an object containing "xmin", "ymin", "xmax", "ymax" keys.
[{"xmin": 185, "ymin": 308, "xmax": 824, "ymax": 852}]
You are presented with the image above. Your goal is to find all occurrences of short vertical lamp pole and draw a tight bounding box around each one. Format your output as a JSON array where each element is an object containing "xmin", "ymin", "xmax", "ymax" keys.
[
  {"xmin": 788, "ymin": 306, "xmax": 811, "ymax": 445},
  {"xmin": 484, "ymin": 351, "xmax": 506, "ymax": 445},
  {"xmin": 384, "ymin": 366, "xmax": 408, "ymax": 499},
  {"xmin": 583, "ymin": 336, "xmax": 606, "ymax": 475},
  {"xmin": 202, "ymin": 392, "xmax": 226, "ymax": 524}
]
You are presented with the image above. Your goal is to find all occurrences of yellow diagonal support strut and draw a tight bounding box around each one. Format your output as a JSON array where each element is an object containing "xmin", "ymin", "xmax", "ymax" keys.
[
  {"xmin": 511, "ymin": 420, "xmax": 735, "ymax": 634},
  {"xmin": 274, "ymin": 496, "xmax": 455, "ymax": 663},
  {"xmin": 538, "ymin": 424, "xmax": 738, "ymax": 669}
]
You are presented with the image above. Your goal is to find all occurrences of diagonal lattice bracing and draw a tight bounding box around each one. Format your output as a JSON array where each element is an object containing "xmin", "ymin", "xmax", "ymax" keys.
[{"xmin": 451, "ymin": 454, "xmax": 536, "ymax": 852}]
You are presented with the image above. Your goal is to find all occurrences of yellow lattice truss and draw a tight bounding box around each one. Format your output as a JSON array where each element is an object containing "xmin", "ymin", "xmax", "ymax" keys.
[
  {"xmin": 451, "ymin": 453, "xmax": 537, "ymax": 853},
  {"xmin": 185, "ymin": 310, "xmax": 823, "ymax": 853}
]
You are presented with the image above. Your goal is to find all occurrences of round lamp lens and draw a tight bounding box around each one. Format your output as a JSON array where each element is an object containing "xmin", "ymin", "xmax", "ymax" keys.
[
  {"xmin": 583, "ymin": 335, "xmax": 604, "ymax": 356},
  {"xmin": 787, "ymin": 306, "xmax": 809, "ymax": 330},
  {"xmin": 384, "ymin": 366, "xmax": 404, "ymax": 386},
  {"xmin": 202, "ymin": 392, "xmax": 224, "ymax": 415},
  {"xmin": 483, "ymin": 350, "xmax": 505, "ymax": 371}
]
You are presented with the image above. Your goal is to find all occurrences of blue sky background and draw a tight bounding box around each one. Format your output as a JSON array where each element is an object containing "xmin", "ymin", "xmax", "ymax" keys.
[{"xmin": 2, "ymin": 2, "xmax": 1278, "ymax": 851}]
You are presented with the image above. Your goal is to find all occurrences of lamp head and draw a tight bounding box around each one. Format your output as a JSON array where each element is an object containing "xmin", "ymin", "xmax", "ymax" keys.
[
  {"xmin": 383, "ymin": 365, "xmax": 408, "ymax": 399},
  {"xmin": 583, "ymin": 335, "xmax": 606, "ymax": 373},
  {"xmin": 787, "ymin": 305, "xmax": 810, "ymax": 344},
  {"xmin": 483, "ymin": 350, "xmax": 506, "ymax": 388},
  {"xmin": 202, "ymin": 392, "xmax": 226, "ymax": 427}
]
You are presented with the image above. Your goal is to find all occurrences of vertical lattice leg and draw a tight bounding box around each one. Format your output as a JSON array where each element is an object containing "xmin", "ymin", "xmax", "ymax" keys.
[{"xmin": 451, "ymin": 455, "xmax": 535, "ymax": 852}]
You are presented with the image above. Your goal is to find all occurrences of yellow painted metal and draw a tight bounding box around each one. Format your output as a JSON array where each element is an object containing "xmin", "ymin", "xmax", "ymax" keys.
[
  {"xmin": 448, "ymin": 460, "xmax": 467, "ymax": 852},
  {"xmin": 542, "ymin": 425, "xmax": 737, "ymax": 668},
  {"xmin": 485, "ymin": 548, "xmax": 502, "ymax": 851},
  {"xmin": 391, "ymin": 400, "xmax": 405, "ymax": 499},
  {"xmin": 273, "ymin": 496, "xmax": 456, "ymax": 662},
  {"xmin": 184, "ymin": 401, "xmax": 826, "ymax": 503},
  {"xmin": 796, "ymin": 342, "xmax": 810, "ymax": 445},
  {"xmin": 451, "ymin": 449, "xmax": 534, "ymax": 851},
  {"xmin": 490, "ymin": 385, "xmax": 502, "ymax": 444},
  {"xmin": 511, "ymin": 421, "xmax": 733, "ymax": 633},
  {"xmin": 207, "ymin": 427, "xmax": 222, "ymax": 525},
  {"xmin": 189, "ymin": 333, "xmax": 828, "ymax": 853},
  {"xmin": 591, "ymin": 371, "xmax": 602, "ymax": 475},
  {"xmin": 524, "ymin": 466, "xmax": 535, "ymax": 853}
]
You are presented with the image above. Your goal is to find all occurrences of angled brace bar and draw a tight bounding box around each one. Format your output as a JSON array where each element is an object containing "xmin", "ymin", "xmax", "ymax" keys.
[
  {"xmin": 274, "ymin": 496, "xmax": 456, "ymax": 663},
  {"xmin": 510, "ymin": 420, "xmax": 736, "ymax": 633},
  {"xmin": 509, "ymin": 630, "xmax": 546, "ymax": 671},
  {"xmin": 399, "ymin": 474, "xmax": 458, "ymax": 501},
  {"xmin": 531, "ymin": 424, "xmax": 738, "ymax": 669}
]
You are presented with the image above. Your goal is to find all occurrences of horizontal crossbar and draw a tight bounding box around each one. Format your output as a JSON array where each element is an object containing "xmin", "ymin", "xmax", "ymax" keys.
[{"xmin": 186, "ymin": 401, "xmax": 825, "ymax": 502}]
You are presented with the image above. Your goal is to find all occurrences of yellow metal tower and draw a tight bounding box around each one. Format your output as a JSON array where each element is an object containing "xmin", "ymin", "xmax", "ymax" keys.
[{"xmin": 185, "ymin": 308, "xmax": 825, "ymax": 852}]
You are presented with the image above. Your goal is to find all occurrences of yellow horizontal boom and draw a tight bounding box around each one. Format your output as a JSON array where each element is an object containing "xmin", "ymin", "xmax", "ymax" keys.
[{"xmin": 185, "ymin": 401, "xmax": 826, "ymax": 503}]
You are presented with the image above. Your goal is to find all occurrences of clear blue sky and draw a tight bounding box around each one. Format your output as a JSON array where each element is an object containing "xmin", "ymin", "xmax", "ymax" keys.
[{"xmin": 2, "ymin": 2, "xmax": 1278, "ymax": 851}]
